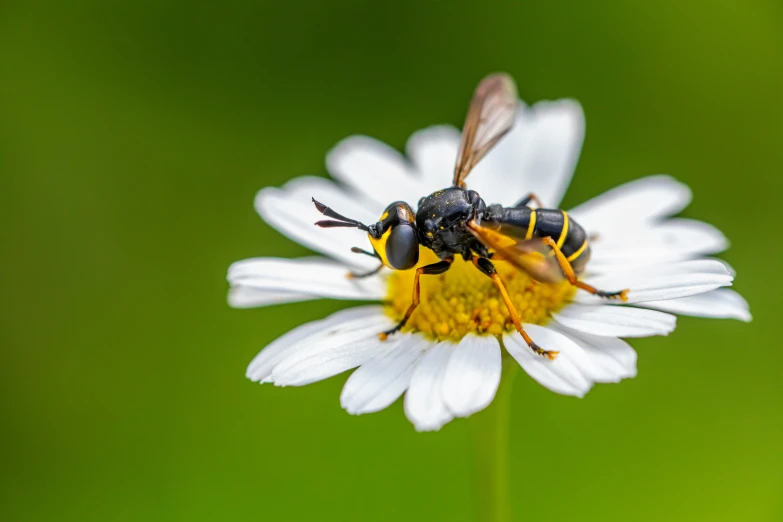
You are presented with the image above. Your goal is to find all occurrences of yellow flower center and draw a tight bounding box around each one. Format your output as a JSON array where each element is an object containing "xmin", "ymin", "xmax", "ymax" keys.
[{"xmin": 384, "ymin": 250, "xmax": 576, "ymax": 341}]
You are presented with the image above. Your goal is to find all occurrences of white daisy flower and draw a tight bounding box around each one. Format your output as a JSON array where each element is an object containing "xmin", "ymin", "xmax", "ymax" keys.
[{"xmin": 228, "ymin": 83, "xmax": 749, "ymax": 432}]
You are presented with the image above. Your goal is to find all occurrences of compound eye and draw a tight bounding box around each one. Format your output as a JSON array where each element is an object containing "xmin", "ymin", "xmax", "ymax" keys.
[{"xmin": 386, "ymin": 224, "xmax": 419, "ymax": 270}]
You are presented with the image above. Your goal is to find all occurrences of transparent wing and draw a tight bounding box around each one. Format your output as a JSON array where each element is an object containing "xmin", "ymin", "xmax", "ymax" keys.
[
  {"xmin": 467, "ymin": 220, "xmax": 564, "ymax": 283},
  {"xmin": 453, "ymin": 73, "xmax": 518, "ymax": 187}
]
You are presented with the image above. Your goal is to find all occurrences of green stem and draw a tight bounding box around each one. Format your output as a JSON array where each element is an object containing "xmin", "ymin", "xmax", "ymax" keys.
[{"xmin": 469, "ymin": 359, "xmax": 518, "ymax": 522}]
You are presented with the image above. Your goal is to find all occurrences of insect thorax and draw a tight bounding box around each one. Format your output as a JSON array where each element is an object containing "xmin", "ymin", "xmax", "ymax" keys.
[{"xmin": 416, "ymin": 187, "xmax": 482, "ymax": 257}]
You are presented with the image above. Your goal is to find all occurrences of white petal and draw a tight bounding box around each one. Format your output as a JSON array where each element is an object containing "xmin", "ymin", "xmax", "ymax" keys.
[
  {"xmin": 326, "ymin": 136, "xmax": 424, "ymax": 208},
  {"xmin": 517, "ymin": 100, "xmax": 585, "ymax": 209},
  {"xmin": 404, "ymin": 342, "xmax": 455, "ymax": 431},
  {"xmin": 718, "ymin": 259, "xmax": 737, "ymax": 277},
  {"xmin": 650, "ymin": 219, "xmax": 728, "ymax": 254},
  {"xmin": 552, "ymin": 304, "xmax": 676, "ymax": 337},
  {"xmin": 255, "ymin": 179, "xmax": 378, "ymax": 270},
  {"xmin": 228, "ymin": 286, "xmax": 316, "ymax": 308},
  {"xmin": 590, "ymin": 275, "xmax": 730, "ymax": 304},
  {"xmin": 228, "ymin": 257, "xmax": 385, "ymax": 301},
  {"xmin": 246, "ymin": 316, "xmax": 330, "ymax": 383},
  {"xmin": 271, "ymin": 312, "xmax": 394, "ymax": 386},
  {"xmin": 441, "ymin": 334, "xmax": 502, "ymax": 418},
  {"xmin": 587, "ymin": 258, "xmax": 733, "ymax": 278},
  {"xmin": 405, "ymin": 125, "xmax": 461, "ymax": 195},
  {"xmin": 504, "ymin": 328, "xmax": 592, "ymax": 397},
  {"xmin": 588, "ymin": 219, "xmax": 729, "ymax": 269},
  {"xmin": 577, "ymin": 259, "xmax": 734, "ymax": 304},
  {"xmin": 245, "ymin": 306, "xmax": 384, "ymax": 383},
  {"xmin": 469, "ymin": 100, "xmax": 584, "ymax": 208},
  {"xmin": 286, "ymin": 175, "xmax": 379, "ymax": 224},
  {"xmin": 271, "ymin": 337, "xmax": 382, "ymax": 387},
  {"xmin": 340, "ymin": 334, "xmax": 429, "ymax": 415},
  {"xmin": 569, "ymin": 175, "xmax": 692, "ymax": 233},
  {"xmin": 548, "ymin": 324, "xmax": 637, "ymax": 382},
  {"xmin": 641, "ymin": 288, "xmax": 752, "ymax": 322}
]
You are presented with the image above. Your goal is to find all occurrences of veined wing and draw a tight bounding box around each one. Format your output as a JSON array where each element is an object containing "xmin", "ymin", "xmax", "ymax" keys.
[
  {"xmin": 467, "ymin": 220, "xmax": 564, "ymax": 283},
  {"xmin": 452, "ymin": 73, "xmax": 518, "ymax": 187}
]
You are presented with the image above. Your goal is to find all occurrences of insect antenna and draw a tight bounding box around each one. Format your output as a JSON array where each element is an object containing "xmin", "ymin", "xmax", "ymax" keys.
[{"xmin": 312, "ymin": 198, "xmax": 369, "ymax": 231}]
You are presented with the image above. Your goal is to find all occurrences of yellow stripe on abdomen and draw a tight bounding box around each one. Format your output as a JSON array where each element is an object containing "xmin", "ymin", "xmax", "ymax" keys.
[
  {"xmin": 525, "ymin": 210, "xmax": 537, "ymax": 240},
  {"xmin": 566, "ymin": 239, "xmax": 588, "ymax": 262},
  {"xmin": 556, "ymin": 211, "xmax": 569, "ymax": 249}
]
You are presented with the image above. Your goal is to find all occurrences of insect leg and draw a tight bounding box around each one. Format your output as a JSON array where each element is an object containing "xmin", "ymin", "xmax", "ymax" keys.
[
  {"xmin": 471, "ymin": 257, "xmax": 559, "ymax": 360},
  {"xmin": 513, "ymin": 192, "xmax": 543, "ymax": 208},
  {"xmin": 346, "ymin": 247, "xmax": 383, "ymax": 279},
  {"xmin": 379, "ymin": 258, "xmax": 453, "ymax": 340},
  {"xmin": 351, "ymin": 247, "xmax": 377, "ymax": 258},
  {"xmin": 540, "ymin": 237, "xmax": 629, "ymax": 300},
  {"xmin": 347, "ymin": 265, "xmax": 383, "ymax": 279}
]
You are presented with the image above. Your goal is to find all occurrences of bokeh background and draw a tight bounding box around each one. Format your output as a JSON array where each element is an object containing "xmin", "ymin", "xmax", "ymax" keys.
[{"xmin": 2, "ymin": 1, "xmax": 782, "ymax": 521}]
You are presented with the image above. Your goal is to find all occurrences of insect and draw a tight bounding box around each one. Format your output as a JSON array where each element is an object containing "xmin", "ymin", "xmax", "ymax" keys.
[{"xmin": 312, "ymin": 73, "xmax": 628, "ymax": 359}]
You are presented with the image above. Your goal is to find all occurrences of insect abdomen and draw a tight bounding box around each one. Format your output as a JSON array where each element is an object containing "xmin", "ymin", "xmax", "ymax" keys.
[
  {"xmin": 490, "ymin": 207, "xmax": 591, "ymax": 274},
  {"xmin": 534, "ymin": 209, "xmax": 590, "ymax": 274}
]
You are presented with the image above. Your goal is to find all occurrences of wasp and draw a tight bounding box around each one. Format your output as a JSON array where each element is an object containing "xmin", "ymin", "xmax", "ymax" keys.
[{"xmin": 313, "ymin": 73, "xmax": 628, "ymax": 359}]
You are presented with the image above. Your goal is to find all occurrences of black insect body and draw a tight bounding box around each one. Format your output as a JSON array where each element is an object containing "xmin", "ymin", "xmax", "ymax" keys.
[
  {"xmin": 416, "ymin": 188, "xmax": 486, "ymax": 259},
  {"xmin": 483, "ymin": 203, "xmax": 592, "ymax": 275},
  {"xmin": 313, "ymin": 73, "xmax": 628, "ymax": 359}
]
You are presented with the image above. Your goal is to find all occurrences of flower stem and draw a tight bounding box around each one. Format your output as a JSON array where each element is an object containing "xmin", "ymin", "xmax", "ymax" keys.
[{"xmin": 469, "ymin": 359, "xmax": 519, "ymax": 522}]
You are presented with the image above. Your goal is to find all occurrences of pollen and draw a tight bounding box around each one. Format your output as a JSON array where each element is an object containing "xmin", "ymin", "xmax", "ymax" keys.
[{"xmin": 384, "ymin": 250, "xmax": 576, "ymax": 341}]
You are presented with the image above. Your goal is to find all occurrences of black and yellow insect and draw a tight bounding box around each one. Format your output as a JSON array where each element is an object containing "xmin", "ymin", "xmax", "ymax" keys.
[{"xmin": 313, "ymin": 73, "xmax": 628, "ymax": 359}]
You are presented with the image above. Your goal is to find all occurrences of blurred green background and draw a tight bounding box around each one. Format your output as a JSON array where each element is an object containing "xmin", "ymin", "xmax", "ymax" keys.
[{"xmin": 1, "ymin": 1, "xmax": 781, "ymax": 521}]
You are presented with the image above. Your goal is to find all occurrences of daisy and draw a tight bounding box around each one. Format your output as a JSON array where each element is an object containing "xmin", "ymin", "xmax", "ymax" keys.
[{"xmin": 228, "ymin": 80, "xmax": 749, "ymax": 432}]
